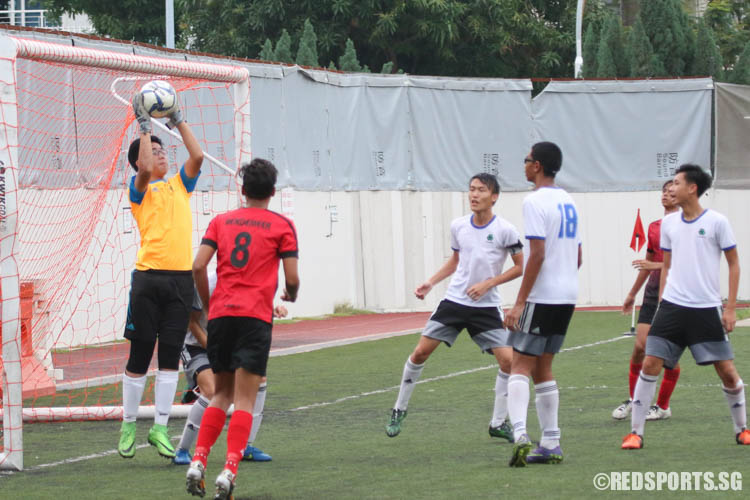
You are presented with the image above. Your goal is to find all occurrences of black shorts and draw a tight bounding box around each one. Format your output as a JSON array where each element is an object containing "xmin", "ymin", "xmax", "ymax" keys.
[
  {"xmin": 181, "ymin": 344, "xmax": 211, "ymax": 390},
  {"xmin": 637, "ymin": 298, "xmax": 658, "ymax": 325},
  {"xmin": 422, "ymin": 299, "xmax": 509, "ymax": 353},
  {"xmin": 511, "ymin": 303, "xmax": 575, "ymax": 356},
  {"xmin": 645, "ymin": 300, "xmax": 733, "ymax": 369},
  {"xmin": 207, "ymin": 316, "xmax": 273, "ymax": 376},
  {"xmin": 124, "ymin": 270, "xmax": 193, "ymax": 346}
]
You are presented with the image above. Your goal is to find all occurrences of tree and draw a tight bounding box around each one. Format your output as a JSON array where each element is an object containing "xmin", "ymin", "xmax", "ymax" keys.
[
  {"xmin": 596, "ymin": 34, "xmax": 618, "ymax": 78},
  {"xmin": 626, "ymin": 17, "xmax": 659, "ymax": 77},
  {"xmin": 338, "ymin": 38, "xmax": 361, "ymax": 72},
  {"xmin": 380, "ymin": 61, "xmax": 394, "ymax": 74},
  {"xmin": 693, "ymin": 19, "xmax": 724, "ymax": 79},
  {"xmin": 583, "ymin": 22, "xmax": 600, "ymax": 78},
  {"xmin": 295, "ymin": 19, "xmax": 319, "ymax": 67},
  {"xmin": 704, "ymin": 0, "xmax": 750, "ymax": 75},
  {"xmin": 730, "ymin": 42, "xmax": 750, "ymax": 84},
  {"xmin": 259, "ymin": 39, "xmax": 274, "ymax": 61},
  {"xmin": 598, "ymin": 12, "xmax": 628, "ymax": 77},
  {"xmin": 274, "ymin": 29, "xmax": 293, "ymax": 64},
  {"xmin": 640, "ymin": 0, "xmax": 688, "ymax": 76}
]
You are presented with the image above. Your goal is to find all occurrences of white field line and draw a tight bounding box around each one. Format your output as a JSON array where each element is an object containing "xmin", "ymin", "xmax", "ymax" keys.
[{"xmin": 1, "ymin": 333, "xmax": 628, "ymax": 475}]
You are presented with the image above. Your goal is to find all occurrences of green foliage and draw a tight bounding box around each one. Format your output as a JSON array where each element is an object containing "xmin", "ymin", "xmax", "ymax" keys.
[
  {"xmin": 380, "ymin": 61, "xmax": 394, "ymax": 74},
  {"xmin": 693, "ymin": 19, "xmax": 724, "ymax": 79},
  {"xmin": 640, "ymin": 0, "xmax": 688, "ymax": 76},
  {"xmin": 596, "ymin": 12, "xmax": 627, "ymax": 77},
  {"xmin": 583, "ymin": 23, "xmax": 600, "ymax": 78},
  {"xmin": 595, "ymin": 34, "xmax": 618, "ymax": 78},
  {"xmin": 730, "ymin": 42, "xmax": 750, "ymax": 84},
  {"xmin": 626, "ymin": 17, "xmax": 658, "ymax": 77},
  {"xmin": 328, "ymin": 60, "xmax": 338, "ymax": 70},
  {"xmin": 296, "ymin": 18, "xmax": 319, "ymax": 67},
  {"xmin": 259, "ymin": 38, "xmax": 274, "ymax": 61},
  {"xmin": 338, "ymin": 38, "xmax": 361, "ymax": 72},
  {"xmin": 274, "ymin": 29, "xmax": 294, "ymax": 64},
  {"xmin": 705, "ymin": 0, "xmax": 750, "ymax": 75}
]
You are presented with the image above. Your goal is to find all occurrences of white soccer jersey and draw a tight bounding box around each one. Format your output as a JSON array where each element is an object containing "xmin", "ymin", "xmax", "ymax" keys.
[
  {"xmin": 522, "ymin": 187, "xmax": 581, "ymax": 304},
  {"xmin": 184, "ymin": 271, "xmax": 217, "ymax": 347},
  {"xmin": 661, "ymin": 209, "xmax": 736, "ymax": 308},
  {"xmin": 444, "ymin": 214, "xmax": 522, "ymax": 308}
]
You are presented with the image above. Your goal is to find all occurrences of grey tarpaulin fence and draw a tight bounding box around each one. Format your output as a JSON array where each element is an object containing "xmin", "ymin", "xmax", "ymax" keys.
[
  {"xmin": 715, "ymin": 82, "xmax": 750, "ymax": 189},
  {"xmin": 2, "ymin": 27, "xmax": 733, "ymax": 192}
]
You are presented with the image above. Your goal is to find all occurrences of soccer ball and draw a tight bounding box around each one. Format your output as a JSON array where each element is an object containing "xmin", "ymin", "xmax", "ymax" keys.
[{"xmin": 139, "ymin": 80, "xmax": 177, "ymax": 118}]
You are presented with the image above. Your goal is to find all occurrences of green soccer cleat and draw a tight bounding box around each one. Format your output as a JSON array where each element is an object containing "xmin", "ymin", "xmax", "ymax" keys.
[
  {"xmin": 118, "ymin": 421, "xmax": 137, "ymax": 459},
  {"xmin": 148, "ymin": 423, "xmax": 176, "ymax": 459},
  {"xmin": 385, "ymin": 409, "xmax": 408, "ymax": 437},
  {"xmin": 488, "ymin": 420, "xmax": 514, "ymax": 443},
  {"xmin": 508, "ymin": 433, "xmax": 533, "ymax": 467}
]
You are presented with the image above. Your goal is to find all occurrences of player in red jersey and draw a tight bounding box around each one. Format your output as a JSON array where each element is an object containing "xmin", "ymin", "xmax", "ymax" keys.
[
  {"xmin": 185, "ymin": 158, "xmax": 299, "ymax": 500},
  {"xmin": 613, "ymin": 181, "xmax": 680, "ymax": 421}
]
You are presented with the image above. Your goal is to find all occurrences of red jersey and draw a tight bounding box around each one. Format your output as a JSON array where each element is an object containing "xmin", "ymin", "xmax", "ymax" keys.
[
  {"xmin": 644, "ymin": 219, "xmax": 663, "ymax": 300},
  {"xmin": 202, "ymin": 207, "xmax": 298, "ymax": 323}
]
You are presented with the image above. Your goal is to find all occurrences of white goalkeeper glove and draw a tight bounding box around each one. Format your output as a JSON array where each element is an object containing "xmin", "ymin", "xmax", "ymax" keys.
[
  {"xmin": 166, "ymin": 102, "xmax": 184, "ymax": 130},
  {"xmin": 131, "ymin": 92, "xmax": 152, "ymax": 134}
]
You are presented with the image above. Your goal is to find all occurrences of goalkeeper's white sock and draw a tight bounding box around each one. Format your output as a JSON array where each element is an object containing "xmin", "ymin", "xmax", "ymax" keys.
[
  {"xmin": 723, "ymin": 380, "xmax": 746, "ymax": 434},
  {"xmin": 490, "ymin": 369, "xmax": 510, "ymax": 427},
  {"xmin": 248, "ymin": 382, "xmax": 267, "ymax": 445},
  {"xmin": 122, "ymin": 373, "xmax": 147, "ymax": 423},
  {"xmin": 154, "ymin": 370, "xmax": 179, "ymax": 426},
  {"xmin": 178, "ymin": 394, "xmax": 210, "ymax": 451},
  {"xmin": 394, "ymin": 358, "xmax": 425, "ymax": 411}
]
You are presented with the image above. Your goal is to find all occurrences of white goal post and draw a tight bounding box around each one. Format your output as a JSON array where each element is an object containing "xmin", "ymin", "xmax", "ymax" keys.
[{"xmin": 0, "ymin": 35, "xmax": 250, "ymax": 471}]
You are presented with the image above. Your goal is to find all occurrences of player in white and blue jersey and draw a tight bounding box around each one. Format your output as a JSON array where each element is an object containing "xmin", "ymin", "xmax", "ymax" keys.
[{"xmin": 504, "ymin": 141, "xmax": 582, "ymax": 467}]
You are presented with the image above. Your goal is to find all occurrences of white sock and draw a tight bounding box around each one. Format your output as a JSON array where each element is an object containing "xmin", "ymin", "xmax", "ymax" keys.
[
  {"xmin": 178, "ymin": 394, "xmax": 209, "ymax": 451},
  {"xmin": 490, "ymin": 369, "xmax": 510, "ymax": 427},
  {"xmin": 154, "ymin": 370, "xmax": 179, "ymax": 426},
  {"xmin": 248, "ymin": 382, "xmax": 268, "ymax": 445},
  {"xmin": 535, "ymin": 380, "xmax": 560, "ymax": 449},
  {"xmin": 122, "ymin": 373, "xmax": 147, "ymax": 423},
  {"xmin": 508, "ymin": 374, "xmax": 530, "ymax": 441},
  {"xmin": 631, "ymin": 372, "xmax": 658, "ymax": 436},
  {"xmin": 723, "ymin": 380, "xmax": 746, "ymax": 434},
  {"xmin": 394, "ymin": 358, "xmax": 425, "ymax": 411}
]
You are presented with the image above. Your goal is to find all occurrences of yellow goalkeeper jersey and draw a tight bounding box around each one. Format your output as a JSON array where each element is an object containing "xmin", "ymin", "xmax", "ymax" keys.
[{"xmin": 129, "ymin": 166, "xmax": 200, "ymax": 271}]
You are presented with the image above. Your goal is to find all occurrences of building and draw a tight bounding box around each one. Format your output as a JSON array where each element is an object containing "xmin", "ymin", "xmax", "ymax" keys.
[{"xmin": 0, "ymin": 0, "xmax": 92, "ymax": 33}]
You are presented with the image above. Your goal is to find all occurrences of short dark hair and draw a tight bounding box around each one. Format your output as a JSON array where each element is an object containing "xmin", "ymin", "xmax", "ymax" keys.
[
  {"xmin": 675, "ymin": 164, "xmax": 712, "ymax": 197},
  {"xmin": 662, "ymin": 179, "xmax": 674, "ymax": 190},
  {"xmin": 127, "ymin": 136, "xmax": 163, "ymax": 171},
  {"xmin": 530, "ymin": 141, "xmax": 562, "ymax": 178},
  {"xmin": 470, "ymin": 173, "xmax": 500, "ymax": 195},
  {"xmin": 240, "ymin": 158, "xmax": 277, "ymax": 200}
]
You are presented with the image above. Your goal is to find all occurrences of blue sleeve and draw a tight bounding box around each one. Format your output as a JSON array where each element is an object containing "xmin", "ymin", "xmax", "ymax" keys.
[
  {"xmin": 180, "ymin": 164, "xmax": 200, "ymax": 193},
  {"xmin": 129, "ymin": 176, "xmax": 146, "ymax": 205}
]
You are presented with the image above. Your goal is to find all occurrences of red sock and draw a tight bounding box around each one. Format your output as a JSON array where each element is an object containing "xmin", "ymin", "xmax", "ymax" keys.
[
  {"xmin": 628, "ymin": 361, "xmax": 643, "ymax": 400},
  {"xmin": 193, "ymin": 406, "xmax": 226, "ymax": 467},
  {"xmin": 224, "ymin": 410, "xmax": 253, "ymax": 475},
  {"xmin": 657, "ymin": 366, "xmax": 680, "ymax": 410}
]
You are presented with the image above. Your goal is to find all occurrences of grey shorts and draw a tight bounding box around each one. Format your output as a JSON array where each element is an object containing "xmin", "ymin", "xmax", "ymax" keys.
[
  {"xmin": 422, "ymin": 299, "xmax": 510, "ymax": 353},
  {"xmin": 511, "ymin": 302, "xmax": 575, "ymax": 357},
  {"xmin": 180, "ymin": 344, "xmax": 211, "ymax": 390},
  {"xmin": 645, "ymin": 300, "xmax": 733, "ymax": 369}
]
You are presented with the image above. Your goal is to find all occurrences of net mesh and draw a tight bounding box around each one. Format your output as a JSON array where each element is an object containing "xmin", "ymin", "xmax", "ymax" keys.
[{"xmin": 1, "ymin": 51, "xmax": 247, "ymax": 463}]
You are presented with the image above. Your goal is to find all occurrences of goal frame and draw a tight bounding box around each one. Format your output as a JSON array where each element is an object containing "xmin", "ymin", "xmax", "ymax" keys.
[{"xmin": 0, "ymin": 35, "xmax": 250, "ymax": 471}]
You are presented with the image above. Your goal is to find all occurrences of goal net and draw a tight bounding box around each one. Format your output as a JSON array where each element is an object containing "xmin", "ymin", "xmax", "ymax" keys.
[{"xmin": 0, "ymin": 36, "xmax": 250, "ymax": 470}]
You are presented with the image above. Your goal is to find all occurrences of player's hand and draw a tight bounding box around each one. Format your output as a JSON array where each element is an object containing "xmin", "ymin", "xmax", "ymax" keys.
[
  {"xmin": 273, "ymin": 305, "xmax": 289, "ymax": 318},
  {"xmin": 466, "ymin": 281, "xmax": 490, "ymax": 301},
  {"xmin": 723, "ymin": 307, "xmax": 736, "ymax": 333},
  {"xmin": 166, "ymin": 98, "xmax": 184, "ymax": 130},
  {"xmin": 415, "ymin": 281, "xmax": 432, "ymax": 300},
  {"xmin": 622, "ymin": 293, "xmax": 635, "ymax": 314},
  {"xmin": 632, "ymin": 259, "xmax": 658, "ymax": 271},
  {"xmin": 131, "ymin": 92, "xmax": 152, "ymax": 134},
  {"xmin": 281, "ymin": 288, "xmax": 297, "ymax": 302},
  {"xmin": 505, "ymin": 303, "xmax": 524, "ymax": 331}
]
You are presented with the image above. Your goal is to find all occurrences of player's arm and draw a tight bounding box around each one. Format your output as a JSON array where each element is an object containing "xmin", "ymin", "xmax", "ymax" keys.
[
  {"xmin": 723, "ymin": 247, "xmax": 740, "ymax": 333},
  {"xmin": 658, "ymin": 250, "xmax": 671, "ymax": 302},
  {"xmin": 188, "ymin": 310, "xmax": 208, "ymax": 349},
  {"xmin": 176, "ymin": 121, "xmax": 204, "ymax": 179},
  {"xmin": 280, "ymin": 257, "xmax": 300, "ymax": 302},
  {"xmin": 466, "ymin": 250, "xmax": 523, "ymax": 301},
  {"xmin": 623, "ymin": 251, "xmax": 654, "ymax": 314},
  {"xmin": 193, "ymin": 244, "xmax": 216, "ymax": 310},
  {"xmin": 131, "ymin": 92, "xmax": 154, "ymax": 193},
  {"xmin": 505, "ymin": 239, "xmax": 545, "ymax": 330},
  {"xmin": 415, "ymin": 250, "xmax": 459, "ymax": 300}
]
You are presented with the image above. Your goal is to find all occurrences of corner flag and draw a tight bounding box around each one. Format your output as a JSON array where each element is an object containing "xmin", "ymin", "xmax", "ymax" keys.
[{"xmin": 630, "ymin": 209, "xmax": 646, "ymax": 252}]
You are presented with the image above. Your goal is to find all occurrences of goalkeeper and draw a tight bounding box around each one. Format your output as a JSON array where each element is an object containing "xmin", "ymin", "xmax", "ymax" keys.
[{"xmin": 118, "ymin": 88, "xmax": 204, "ymax": 460}]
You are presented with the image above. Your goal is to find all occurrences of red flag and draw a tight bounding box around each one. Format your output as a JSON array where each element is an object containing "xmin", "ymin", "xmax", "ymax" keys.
[{"xmin": 630, "ymin": 209, "xmax": 646, "ymax": 252}]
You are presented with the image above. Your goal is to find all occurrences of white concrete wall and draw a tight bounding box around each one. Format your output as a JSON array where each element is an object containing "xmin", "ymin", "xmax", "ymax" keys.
[{"xmin": 16, "ymin": 187, "xmax": 750, "ymax": 350}]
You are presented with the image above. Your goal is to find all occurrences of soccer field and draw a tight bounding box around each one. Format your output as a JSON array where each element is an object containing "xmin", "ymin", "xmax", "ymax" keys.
[{"xmin": 1, "ymin": 311, "xmax": 748, "ymax": 499}]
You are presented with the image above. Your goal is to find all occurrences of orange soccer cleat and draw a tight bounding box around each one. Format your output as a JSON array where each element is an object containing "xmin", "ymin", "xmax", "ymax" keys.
[{"xmin": 621, "ymin": 433, "xmax": 643, "ymax": 450}]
